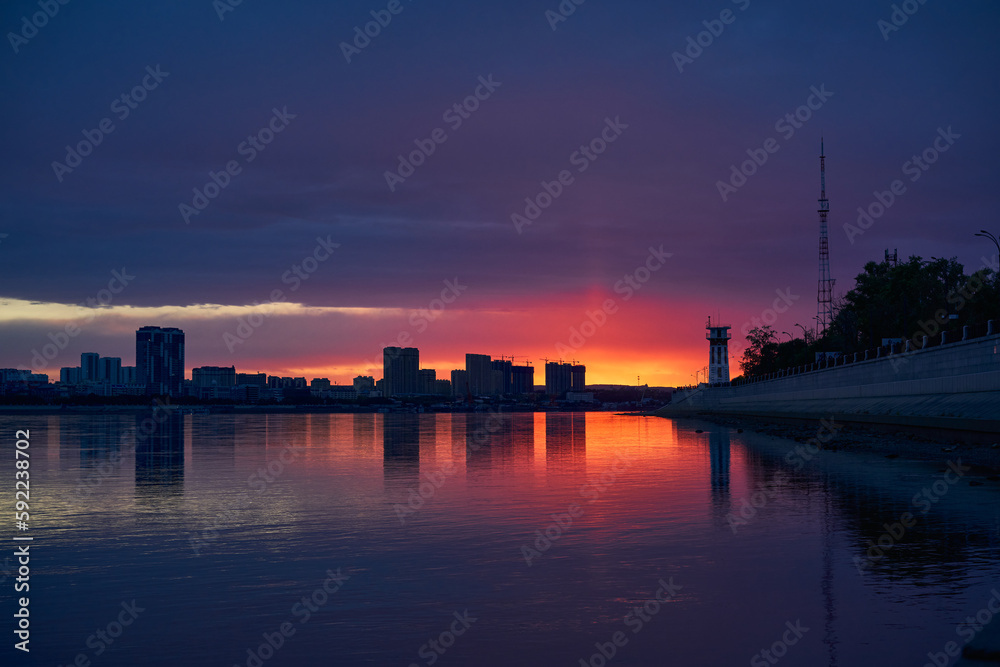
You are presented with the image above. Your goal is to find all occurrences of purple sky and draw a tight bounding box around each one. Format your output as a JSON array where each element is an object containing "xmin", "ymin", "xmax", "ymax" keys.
[{"xmin": 1, "ymin": 0, "xmax": 998, "ymax": 384}]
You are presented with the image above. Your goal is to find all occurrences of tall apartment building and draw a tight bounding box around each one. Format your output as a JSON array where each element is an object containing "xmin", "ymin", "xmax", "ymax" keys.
[
  {"xmin": 466, "ymin": 353, "xmax": 497, "ymax": 396},
  {"xmin": 80, "ymin": 352, "xmax": 100, "ymax": 382},
  {"xmin": 545, "ymin": 361, "xmax": 572, "ymax": 397},
  {"xmin": 491, "ymin": 359, "xmax": 512, "ymax": 395},
  {"xmin": 451, "ymin": 370, "xmax": 469, "ymax": 397},
  {"xmin": 236, "ymin": 372, "xmax": 267, "ymax": 387},
  {"xmin": 98, "ymin": 357, "xmax": 122, "ymax": 384},
  {"xmin": 510, "ymin": 364, "xmax": 535, "ymax": 395},
  {"xmin": 136, "ymin": 326, "xmax": 185, "ymax": 397},
  {"xmin": 192, "ymin": 366, "xmax": 236, "ymax": 388},
  {"xmin": 383, "ymin": 347, "xmax": 419, "ymax": 397},
  {"xmin": 353, "ymin": 375, "xmax": 375, "ymax": 393},
  {"xmin": 417, "ymin": 368, "xmax": 437, "ymax": 394}
]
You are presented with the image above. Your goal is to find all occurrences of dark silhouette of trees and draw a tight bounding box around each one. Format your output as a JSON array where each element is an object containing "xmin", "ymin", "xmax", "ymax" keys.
[{"xmin": 738, "ymin": 255, "xmax": 999, "ymax": 378}]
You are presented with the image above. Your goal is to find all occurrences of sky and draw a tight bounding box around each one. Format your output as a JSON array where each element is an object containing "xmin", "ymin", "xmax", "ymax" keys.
[{"xmin": 1, "ymin": 0, "xmax": 998, "ymax": 386}]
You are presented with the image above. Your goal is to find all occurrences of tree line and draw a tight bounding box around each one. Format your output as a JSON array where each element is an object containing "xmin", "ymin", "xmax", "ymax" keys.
[{"xmin": 737, "ymin": 256, "xmax": 999, "ymax": 379}]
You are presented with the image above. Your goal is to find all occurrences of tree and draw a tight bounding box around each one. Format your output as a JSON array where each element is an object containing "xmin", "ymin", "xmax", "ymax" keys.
[
  {"xmin": 734, "ymin": 253, "xmax": 1000, "ymax": 380},
  {"xmin": 827, "ymin": 256, "xmax": 998, "ymax": 353},
  {"xmin": 740, "ymin": 325, "xmax": 778, "ymax": 377}
]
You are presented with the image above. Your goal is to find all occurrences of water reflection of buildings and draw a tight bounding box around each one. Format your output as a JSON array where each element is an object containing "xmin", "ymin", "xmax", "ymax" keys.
[
  {"xmin": 134, "ymin": 411, "xmax": 185, "ymax": 495},
  {"xmin": 465, "ymin": 412, "xmax": 534, "ymax": 477},
  {"xmin": 353, "ymin": 413, "xmax": 376, "ymax": 453},
  {"xmin": 383, "ymin": 414, "xmax": 420, "ymax": 484},
  {"xmin": 545, "ymin": 412, "xmax": 586, "ymax": 478},
  {"xmin": 64, "ymin": 414, "xmax": 126, "ymax": 472},
  {"xmin": 709, "ymin": 430, "xmax": 730, "ymax": 493},
  {"xmin": 743, "ymin": 440, "xmax": 1000, "ymax": 589},
  {"xmin": 190, "ymin": 414, "xmax": 235, "ymax": 471},
  {"xmin": 829, "ymin": 474, "xmax": 1000, "ymax": 587},
  {"xmin": 735, "ymin": 428, "xmax": 1000, "ymax": 667},
  {"xmin": 696, "ymin": 428, "xmax": 732, "ymax": 531}
]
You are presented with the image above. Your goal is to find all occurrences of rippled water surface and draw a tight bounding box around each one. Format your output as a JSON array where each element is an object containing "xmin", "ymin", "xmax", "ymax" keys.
[{"xmin": 4, "ymin": 411, "xmax": 1000, "ymax": 666}]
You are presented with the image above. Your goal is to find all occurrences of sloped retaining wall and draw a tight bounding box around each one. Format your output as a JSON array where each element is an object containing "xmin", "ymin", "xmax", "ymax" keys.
[{"xmin": 658, "ymin": 333, "xmax": 1000, "ymax": 434}]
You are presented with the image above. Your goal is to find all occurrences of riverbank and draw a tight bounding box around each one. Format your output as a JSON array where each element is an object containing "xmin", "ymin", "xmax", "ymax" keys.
[
  {"xmin": 666, "ymin": 412, "xmax": 1000, "ymax": 473},
  {"xmin": 661, "ymin": 332, "xmax": 1000, "ymax": 444},
  {"xmin": 664, "ymin": 413, "xmax": 1000, "ymax": 662},
  {"xmin": 0, "ymin": 403, "xmax": 630, "ymax": 415}
]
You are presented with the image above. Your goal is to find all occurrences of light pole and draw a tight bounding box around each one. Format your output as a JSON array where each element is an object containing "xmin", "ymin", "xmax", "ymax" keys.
[
  {"xmin": 781, "ymin": 331, "xmax": 793, "ymax": 342},
  {"xmin": 975, "ymin": 229, "xmax": 1000, "ymax": 261},
  {"xmin": 794, "ymin": 323, "xmax": 808, "ymax": 340}
]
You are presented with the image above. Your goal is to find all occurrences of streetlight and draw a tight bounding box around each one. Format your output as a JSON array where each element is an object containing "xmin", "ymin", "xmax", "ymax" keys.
[
  {"xmin": 794, "ymin": 323, "xmax": 808, "ymax": 338},
  {"xmin": 781, "ymin": 331, "xmax": 793, "ymax": 342},
  {"xmin": 975, "ymin": 229, "xmax": 1000, "ymax": 259}
]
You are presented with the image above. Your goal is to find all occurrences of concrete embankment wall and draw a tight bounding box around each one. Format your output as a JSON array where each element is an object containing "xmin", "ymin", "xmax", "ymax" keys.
[{"xmin": 657, "ymin": 333, "xmax": 1000, "ymax": 435}]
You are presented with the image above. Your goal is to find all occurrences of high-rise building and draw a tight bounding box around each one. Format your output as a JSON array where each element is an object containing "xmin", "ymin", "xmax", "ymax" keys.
[
  {"xmin": 571, "ymin": 364, "xmax": 586, "ymax": 392},
  {"xmin": 510, "ymin": 364, "xmax": 534, "ymax": 395},
  {"xmin": 353, "ymin": 375, "xmax": 375, "ymax": 393},
  {"xmin": 98, "ymin": 357, "xmax": 122, "ymax": 384},
  {"xmin": 60, "ymin": 367, "xmax": 81, "ymax": 384},
  {"xmin": 191, "ymin": 366, "xmax": 235, "ymax": 400},
  {"xmin": 417, "ymin": 369, "xmax": 437, "ymax": 394},
  {"xmin": 451, "ymin": 370, "xmax": 469, "ymax": 397},
  {"xmin": 120, "ymin": 366, "xmax": 138, "ymax": 384},
  {"xmin": 466, "ymin": 353, "xmax": 496, "ymax": 396},
  {"xmin": 236, "ymin": 372, "xmax": 267, "ymax": 387},
  {"xmin": 80, "ymin": 352, "xmax": 100, "ymax": 382},
  {"xmin": 192, "ymin": 366, "xmax": 236, "ymax": 388},
  {"xmin": 236, "ymin": 384, "xmax": 260, "ymax": 402},
  {"xmin": 0, "ymin": 370, "xmax": 47, "ymax": 393},
  {"xmin": 383, "ymin": 347, "xmax": 419, "ymax": 397},
  {"xmin": 545, "ymin": 362, "xmax": 572, "ymax": 397},
  {"xmin": 136, "ymin": 327, "xmax": 185, "ymax": 397},
  {"xmin": 491, "ymin": 359, "xmax": 512, "ymax": 395}
]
